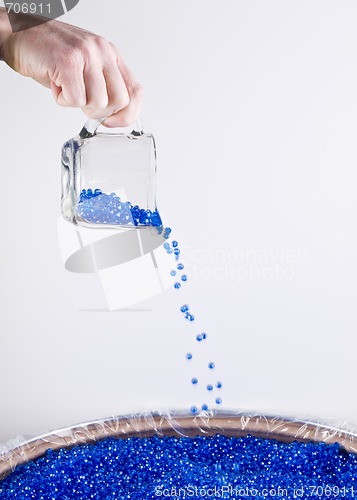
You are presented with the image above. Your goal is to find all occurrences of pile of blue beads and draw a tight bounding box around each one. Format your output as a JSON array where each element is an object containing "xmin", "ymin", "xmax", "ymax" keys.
[
  {"xmin": 76, "ymin": 189, "xmax": 162, "ymax": 227},
  {"xmin": 163, "ymin": 229, "xmax": 223, "ymax": 414},
  {"xmin": 1, "ymin": 434, "xmax": 356, "ymax": 499}
]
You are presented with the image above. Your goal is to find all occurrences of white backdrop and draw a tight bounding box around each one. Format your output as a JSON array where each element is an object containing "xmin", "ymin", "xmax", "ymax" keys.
[{"xmin": 1, "ymin": 0, "xmax": 357, "ymax": 444}]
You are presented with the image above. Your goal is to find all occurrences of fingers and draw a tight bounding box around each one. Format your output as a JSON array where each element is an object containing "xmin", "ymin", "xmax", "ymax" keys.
[
  {"xmin": 103, "ymin": 56, "xmax": 143, "ymax": 127},
  {"xmin": 50, "ymin": 50, "xmax": 86, "ymax": 107},
  {"xmin": 51, "ymin": 78, "xmax": 86, "ymax": 108},
  {"xmin": 82, "ymin": 66, "xmax": 108, "ymax": 115},
  {"xmin": 102, "ymin": 80, "xmax": 143, "ymax": 127},
  {"xmin": 50, "ymin": 37, "xmax": 142, "ymax": 127}
]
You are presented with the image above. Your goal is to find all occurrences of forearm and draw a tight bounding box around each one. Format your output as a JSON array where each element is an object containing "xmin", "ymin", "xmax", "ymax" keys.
[
  {"xmin": 0, "ymin": 8, "xmax": 142, "ymax": 126},
  {"xmin": 0, "ymin": 8, "xmax": 12, "ymax": 61}
]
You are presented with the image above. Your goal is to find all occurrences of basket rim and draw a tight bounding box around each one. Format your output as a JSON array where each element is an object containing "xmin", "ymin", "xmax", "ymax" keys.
[{"xmin": 1, "ymin": 411, "xmax": 357, "ymax": 481}]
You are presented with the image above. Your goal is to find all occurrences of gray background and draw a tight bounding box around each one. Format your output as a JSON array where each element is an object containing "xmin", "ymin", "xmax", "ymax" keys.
[{"xmin": 0, "ymin": 0, "xmax": 357, "ymax": 444}]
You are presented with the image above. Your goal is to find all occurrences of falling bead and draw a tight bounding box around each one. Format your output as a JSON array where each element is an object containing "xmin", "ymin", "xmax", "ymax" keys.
[
  {"xmin": 201, "ymin": 404, "xmax": 209, "ymax": 411},
  {"xmin": 207, "ymin": 384, "xmax": 213, "ymax": 391},
  {"xmin": 164, "ymin": 227, "xmax": 172, "ymax": 235},
  {"xmin": 177, "ymin": 263, "xmax": 184, "ymax": 270},
  {"xmin": 184, "ymin": 313, "xmax": 195, "ymax": 322},
  {"xmin": 201, "ymin": 333, "xmax": 207, "ymax": 340},
  {"xmin": 190, "ymin": 406, "xmax": 198, "ymax": 414},
  {"xmin": 208, "ymin": 362, "xmax": 215, "ymax": 369},
  {"xmin": 191, "ymin": 378, "xmax": 198, "ymax": 385},
  {"xmin": 171, "ymin": 241, "xmax": 178, "ymax": 247},
  {"xmin": 174, "ymin": 282, "xmax": 181, "ymax": 290},
  {"xmin": 216, "ymin": 381, "xmax": 222, "ymax": 389},
  {"xmin": 215, "ymin": 397, "xmax": 222, "ymax": 405},
  {"xmin": 180, "ymin": 304, "xmax": 189, "ymax": 313},
  {"xmin": 186, "ymin": 353, "xmax": 192, "ymax": 360},
  {"xmin": 170, "ymin": 270, "xmax": 177, "ymax": 276},
  {"xmin": 181, "ymin": 274, "xmax": 188, "ymax": 282},
  {"xmin": 196, "ymin": 334, "xmax": 203, "ymax": 342}
]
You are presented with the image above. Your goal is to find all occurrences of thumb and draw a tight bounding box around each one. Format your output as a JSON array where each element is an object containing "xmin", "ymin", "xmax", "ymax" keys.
[
  {"xmin": 51, "ymin": 81, "xmax": 70, "ymax": 107},
  {"xmin": 51, "ymin": 81, "xmax": 62, "ymax": 101},
  {"xmin": 50, "ymin": 79, "xmax": 86, "ymax": 108}
]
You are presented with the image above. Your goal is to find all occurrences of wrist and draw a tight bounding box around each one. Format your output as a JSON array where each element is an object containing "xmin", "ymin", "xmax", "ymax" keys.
[{"xmin": 0, "ymin": 8, "xmax": 12, "ymax": 61}]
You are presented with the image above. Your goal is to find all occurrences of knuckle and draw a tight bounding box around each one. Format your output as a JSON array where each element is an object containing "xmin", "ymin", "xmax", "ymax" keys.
[
  {"xmin": 90, "ymin": 35, "xmax": 111, "ymax": 56},
  {"xmin": 113, "ymin": 93, "xmax": 130, "ymax": 111},
  {"xmin": 98, "ymin": 98, "xmax": 110, "ymax": 110},
  {"xmin": 131, "ymin": 82, "xmax": 144, "ymax": 100},
  {"xmin": 94, "ymin": 35, "xmax": 109, "ymax": 49},
  {"xmin": 86, "ymin": 97, "xmax": 109, "ymax": 112},
  {"xmin": 68, "ymin": 93, "xmax": 87, "ymax": 108},
  {"xmin": 108, "ymin": 41, "xmax": 118, "ymax": 53},
  {"xmin": 60, "ymin": 45, "xmax": 84, "ymax": 70},
  {"xmin": 83, "ymin": 108, "xmax": 103, "ymax": 119}
]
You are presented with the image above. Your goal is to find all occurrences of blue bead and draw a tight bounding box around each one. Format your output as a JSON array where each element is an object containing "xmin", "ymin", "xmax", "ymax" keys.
[
  {"xmin": 207, "ymin": 384, "xmax": 213, "ymax": 391},
  {"xmin": 173, "ymin": 248, "xmax": 180, "ymax": 255},
  {"xmin": 3, "ymin": 426, "xmax": 357, "ymax": 497},
  {"xmin": 215, "ymin": 397, "xmax": 222, "ymax": 405},
  {"xmin": 76, "ymin": 189, "xmax": 163, "ymax": 228},
  {"xmin": 185, "ymin": 313, "xmax": 195, "ymax": 322},
  {"xmin": 170, "ymin": 270, "xmax": 177, "ymax": 276},
  {"xmin": 167, "ymin": 248, "xmax": 173, "ymax": 254},
  {"xmin": 171, "ymin": 240, "xmax": 178, "ymax": 247},
  {"xmin": 177, "ymin": 263, "xmax": 184, "ymax": 270},
  {"xmin": 186, "ymin": 353, "xmax": 192, "ymax": 360},
  {"xmin": 164, "ymin": 227, "xmax": 172, "ymax": 235},
  {"xmin": 216, "ymin": 381, "xmax": 222, "ymax": 389},
  {"xmin": 190, "ymin": 406, "xmax": 198, "ymax": 414},
  {"xmin": 174, "ymin": 282, "xmax": 181, "ymax": 289},
  {"xmin": 196, "ymin": 334, "xmax": 203, "ymax": 342},
  {"xmin": 208, "ymin": 362, "xmax": 215, "ymax": 369},
  {"xmin": 180, "ymin": 304, "xmax": 189, "ymax": 313},
  {"xmin": 163, "ymin": 243, "xmax": 170, "ymax": 250},
  {"xmin": 201, "ymin": 404, "xmax": 209, "ymax": 411},
  {"xmin": 191, "ymin": 378, "xmax": 198, "ymax": 385},
  {"xmin": 181, "ymin": 274, "xmax": 188, "ymax": 282},
  {"xmin": 201, "ymin": 333, "xmax": 207, "ymax": 340}
]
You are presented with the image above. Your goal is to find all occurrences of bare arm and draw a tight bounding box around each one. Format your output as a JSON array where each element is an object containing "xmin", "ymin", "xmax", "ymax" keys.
[{"xmin": 0, "ymin": 8, "xmax": 142, "ymax": 127}]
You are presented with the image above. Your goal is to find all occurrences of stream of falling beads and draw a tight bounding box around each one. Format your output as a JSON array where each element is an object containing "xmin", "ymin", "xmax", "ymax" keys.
[
  {"xmin": 76, "ymin": 190, "xmax": 222, "ymax": 413},
  {"xmin": 163, "ymin": 226, "xmax": 223, "ymax": 414}
]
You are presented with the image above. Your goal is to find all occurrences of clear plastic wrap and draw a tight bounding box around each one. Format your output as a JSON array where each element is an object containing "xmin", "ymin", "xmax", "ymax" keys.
[{"xmin": 1, "ymin": 410, "xmax": 357, "ymax": 481}]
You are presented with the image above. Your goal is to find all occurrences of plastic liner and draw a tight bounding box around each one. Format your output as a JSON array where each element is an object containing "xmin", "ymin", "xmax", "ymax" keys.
[{"xmin": 1, "ymin": 410, "xmax": 357, "ymax": 481}]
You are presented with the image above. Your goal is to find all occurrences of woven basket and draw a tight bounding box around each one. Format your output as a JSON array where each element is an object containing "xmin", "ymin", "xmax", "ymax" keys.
[{"xmin": 1, "ymin": 412, "xmax": 357, "ymax": 480}]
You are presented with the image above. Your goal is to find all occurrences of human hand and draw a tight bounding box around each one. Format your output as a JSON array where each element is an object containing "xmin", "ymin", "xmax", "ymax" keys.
[{"xmin": 0, "ymin": 9, "xmax": 142, "ymax": 127}]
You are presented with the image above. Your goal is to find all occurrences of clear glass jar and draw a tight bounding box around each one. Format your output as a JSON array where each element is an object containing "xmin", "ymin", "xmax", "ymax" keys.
[{"xmin": 61, "ymin": 120, "xmax": 162, "ymax": 229}]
